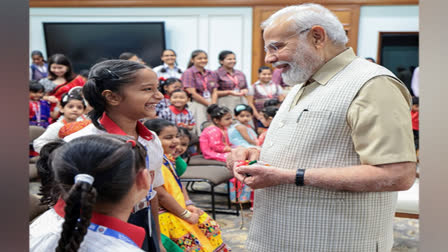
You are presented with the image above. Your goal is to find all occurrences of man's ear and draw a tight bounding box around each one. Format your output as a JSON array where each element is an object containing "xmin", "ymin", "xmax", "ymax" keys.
[
  {"xmin": 101, "ymin": 90, "xmax": 121, "ymax": 106},
  {"xmin": 309, "ymin": 26, "xmax": 327, "ymax": 49}
]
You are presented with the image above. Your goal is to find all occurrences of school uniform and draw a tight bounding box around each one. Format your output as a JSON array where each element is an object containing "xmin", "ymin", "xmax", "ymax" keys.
[
  {"xmin": 153, "ymin": 63, "xmax": 184, "ymax": 80},
  {"xmin": 158, "ymin": 105, "xmax": 195, "ymax": 128},
  {"xmin": 64, "ymin": 113, "xmax": 164, "ymax": 252},
  {"xmin": 30, "ymin": 199, "xmax": 145, "ymax": 252}
]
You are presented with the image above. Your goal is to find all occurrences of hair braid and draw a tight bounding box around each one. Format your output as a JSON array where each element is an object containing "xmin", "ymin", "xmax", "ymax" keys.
[{"xmin": 55, "ymin": 182, "xmax": 96, "ymax": 252}]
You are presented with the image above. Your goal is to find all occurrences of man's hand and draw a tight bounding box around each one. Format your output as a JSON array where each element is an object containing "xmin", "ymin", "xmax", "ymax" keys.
[
  {"xmin": 234, "ymin": 164, "xmax": 295, "ymax": 189},
  {"xmin": 225, "ymin": 147, "xmax": 260, "ymax": 173}
]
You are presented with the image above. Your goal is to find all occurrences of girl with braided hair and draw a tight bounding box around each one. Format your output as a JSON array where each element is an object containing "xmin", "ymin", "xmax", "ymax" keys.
[{"xmin": 30, "ymin": 134, "xmax": 153, "ymax": 251}]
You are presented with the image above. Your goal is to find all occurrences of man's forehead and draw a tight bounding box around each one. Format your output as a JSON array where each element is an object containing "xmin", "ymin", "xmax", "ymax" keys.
[{"xmin": 263, "ymin": 19, "xmax": 296, "ymax": 42}]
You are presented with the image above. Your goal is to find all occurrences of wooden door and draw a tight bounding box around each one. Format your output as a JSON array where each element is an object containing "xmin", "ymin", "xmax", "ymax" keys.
[{"xmin": 251, "ymin": 5, "xmax": 360, "ymax": 83}]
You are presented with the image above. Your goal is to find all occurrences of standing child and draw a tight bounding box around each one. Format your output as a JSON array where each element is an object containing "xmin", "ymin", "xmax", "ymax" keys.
[
  {"xmin": 247, "ymin": 66, "xmax": 284, "ymax": 121},
  {"xmin": 144, "ymin": 119, "xmax": 231, "ymax": 252},
  {"xmin": 30, "ymin": 135, "xmax": 152, "ymax": 252},
  {"xmin": 199, "ymin": 104, "xmax": 233, "ymax": 162},
  {"xmin": 33, "ymin": 93, "xmax": 87, "ymax": 153},
  {"xmin": 30, "ymin": 50, "xmax": 48, "ymax": 81},
  {"xmin": 257, "ymin": 106, "xmax": 279, "ymax": 146},
  {"xmin": 29, "ymin": 81, "xmax": 58, "ymax": 128},
  {"xmin": 228, "ymin": 104, "xmax": 258, "ymax": 148},
  {"xmin": 158, "ymin": 89, "xmax": 195, "ymax": 131},
  {"xmin": 181, "ymin": 50, "xmax": 219, "ymax": 135},
  {"xmin": 63, "ymin": 60, "xmax": 166, "ymax": 252},
  {"xmin": 156, "ymin": 78, "xmax": 183, "ymax": 115}
]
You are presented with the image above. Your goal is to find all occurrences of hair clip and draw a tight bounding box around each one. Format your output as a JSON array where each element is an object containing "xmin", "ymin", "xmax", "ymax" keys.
[
  {"xmin": 62, "ymin": 94, "xmax": 69, "ymax": 103},
  {"xmin": 74, "ymin": 174, "xmax": 94, "ymax": 185},
  {"xmin": 126, "ymin": 139, "xmax": 137, "ymax": 147},
  {"xmin": 235, "ymin": 104, "xmax": 247, "ymax": 112},
  {"xmin": 105, "ymin": 69, "xmax": 120, "ymax": 79}
]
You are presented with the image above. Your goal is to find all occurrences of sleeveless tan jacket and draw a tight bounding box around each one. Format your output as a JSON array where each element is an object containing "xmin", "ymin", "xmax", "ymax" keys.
[{"xmin": 247, "ymin": 57, "xmax": 399, "ymax": 252}]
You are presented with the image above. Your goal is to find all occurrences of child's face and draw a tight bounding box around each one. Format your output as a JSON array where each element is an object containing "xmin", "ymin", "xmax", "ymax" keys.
[
  {"xmin": 220, "ymin": 54, "xmax": 236, "ymax": 69},
  {"xmin": 192, "ymin": 53, "xmax": 208, "ymax": 69},
  {"xmin": 159, "ymin": 126, "xmax": 180, "ymax": 155},
  {"xmin": 259, "ymin": 69, "xmax": 272, "ymax": 83},
  {"xmin": 173, "ymin": 135, "xmax": 190, "ymax": 158},
  {"xmin": 32, "ymin": 55, "xmax": 44, "ymax": 66},
  {"xmin": 412, "ymin": 104, "xmax": 419, "ymax": 112},
  {"xmin": 30, "ymin": 91, "xmax": 44, "ymax": 101},
  {"xmin": 50, "ymin": 63, "xmax": 68, "ymax": 77},
  {"xmin": 165, "ymin": 81, "xmax": 182, "ymax": 95},
  {"xmin": 161, "ymin": 50, "xmax": 176, "ymax": 65},
  {"xmin": 61, "ymin": 99, "xmax": 85, "ymax": 122},
  {"xmin": 216, "ymin": 112, "xmax": 233, "ymax": 128},
  {"xmin": 263, "ymin": 115, "xmax": 274, "ymax": 126},
  {"xmin": 117, "ymin": 69, "xmax": 163, "ymax": 120},
  {"xmin": 170, "ymin": 91, "xmax": 188, "ymax": 109},
  {"xmin": 236, "ymin": 110, "xmax": 253, "ymax": 125}
]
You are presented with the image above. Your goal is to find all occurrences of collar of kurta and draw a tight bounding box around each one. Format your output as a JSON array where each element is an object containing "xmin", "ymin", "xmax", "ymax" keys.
[
  {"xmin": 309, "ymin": 47, "xmax": 356, "ymax": 86},
  {"xmin": 53, "ymin": 198, "xmax": 146, "ymax": 248},
  {"xmin": 169, "ymin": 105, "xmax": 188, "ymax": 115},
  {"xmin": 99, "ymin": 112, "xmax": 153, "ymax": 141}
]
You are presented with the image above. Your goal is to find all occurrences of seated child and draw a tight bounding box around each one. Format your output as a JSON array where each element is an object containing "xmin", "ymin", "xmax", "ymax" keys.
[
  {"xmin": 29, "ymin": 81, "xmax": 57, "ymax": 128},
  {"xmin": 33, "ymin": 93, "xmax": 87, "ymax": 153},
  {"xmin": 30, "ymin": 134, "xmax": 153, "ymax": 252},
  {"xmin": 158, "ymin": 89, "xmax": 195, "ymax": 131},
  {"xmin": 173, "ymin": 127, "xmax": 191, "ymax": 175},
  {"xmin": 144, "ymin": 119, "xmax": 231, "ymax": 252},
  {"xmin": 199, "ymin": 104, "xmax": 233, "ymax": 162},
  {"xmin": 256, "ymin": 98, "xmax": 281, "ymax": 134},
  {"xmin": 156, "ymin": 78, "xmax": 183, "ymax": 115},
  {"xmin": 228, "ymin": 104, "xmax": 258, "ymax": 147},
  {"xmin": 257, "ymin": 106, "xmax": 279, "ymax": 146}
]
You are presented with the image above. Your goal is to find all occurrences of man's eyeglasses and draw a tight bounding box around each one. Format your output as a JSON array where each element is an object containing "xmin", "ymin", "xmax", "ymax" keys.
[{"xmin": 264, "ymin": 28, "xmax": 311, "ymax": 54}]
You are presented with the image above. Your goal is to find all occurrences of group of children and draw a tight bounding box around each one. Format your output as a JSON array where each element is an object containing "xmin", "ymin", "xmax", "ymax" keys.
[
  {"xmin": 28, "ymin": 47, "xmax": 284, "ymax": 251},
  {"xmin": 30, "ymin": 59, "xmax": 233, "ymax": 252}
]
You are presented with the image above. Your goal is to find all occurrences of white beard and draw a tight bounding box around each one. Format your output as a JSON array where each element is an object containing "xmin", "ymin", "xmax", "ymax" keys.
[{"xmin": 274, "ymin": 44, "xmax": 324, "ymax": 86}]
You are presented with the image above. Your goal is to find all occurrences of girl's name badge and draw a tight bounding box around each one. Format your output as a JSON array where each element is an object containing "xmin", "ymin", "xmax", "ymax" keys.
[{"xmin": 203, "ymin": 90, "xmax": 211, "ymax": 99}]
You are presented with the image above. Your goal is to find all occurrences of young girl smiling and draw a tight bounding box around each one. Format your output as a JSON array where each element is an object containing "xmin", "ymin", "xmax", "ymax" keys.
[{"xmin": 64, "ymin": 60, "xmax": 166, "ymax": 252}]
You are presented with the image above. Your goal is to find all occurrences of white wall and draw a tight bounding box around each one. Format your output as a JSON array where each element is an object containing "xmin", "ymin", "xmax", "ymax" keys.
[
  {"xmin": 30, "ymin": 7, "xmax": 253, "ymax": 83},
  {"xmin": 357, "ymin": 5, "xmax": 419, "ymax": 61}
]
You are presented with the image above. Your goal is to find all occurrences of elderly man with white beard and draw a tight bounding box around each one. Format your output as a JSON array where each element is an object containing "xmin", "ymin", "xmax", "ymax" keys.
[{"xmin": 226, "ymin": 3, "xmax": 417, "ymax": 252}]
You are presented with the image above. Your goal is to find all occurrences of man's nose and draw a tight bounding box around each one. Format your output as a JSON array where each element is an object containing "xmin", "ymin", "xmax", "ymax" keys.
[{"xmin": 265, "ymin": 52, "xmax": 277, "ymax": 64}]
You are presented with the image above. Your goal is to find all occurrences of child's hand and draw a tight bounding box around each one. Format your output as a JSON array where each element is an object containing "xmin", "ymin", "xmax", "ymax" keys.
[
  {"xmin": 186, "ymin": 212, "xmax": 200, "ymax": 224},
  {"xmin": 187, "ymin": 205, "xmax": 204, "ymax": 216},
  {"xmin": 224, "ymin": 146, "xmax": 232, "ymax": 152},
  {"xmin": 46, "ymin": 96, "xmax": 59, "ymax": 104}
]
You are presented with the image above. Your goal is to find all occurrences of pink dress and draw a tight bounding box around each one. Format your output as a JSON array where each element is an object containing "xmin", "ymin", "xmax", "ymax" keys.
[{"xmin": 199, "ymin": 125, "xmax": 230, "ymax": 162}]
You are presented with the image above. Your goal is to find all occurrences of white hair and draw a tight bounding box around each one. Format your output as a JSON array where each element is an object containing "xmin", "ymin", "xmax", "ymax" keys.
[{"xmin": 261, "ymin": 3, "xmax": 348, "ymax": 46}]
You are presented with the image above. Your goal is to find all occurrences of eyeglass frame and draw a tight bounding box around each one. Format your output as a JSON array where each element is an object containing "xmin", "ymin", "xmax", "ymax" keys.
[{"xmin": 264, "ymin": 28, "xmax": 311, "ymax": 54}]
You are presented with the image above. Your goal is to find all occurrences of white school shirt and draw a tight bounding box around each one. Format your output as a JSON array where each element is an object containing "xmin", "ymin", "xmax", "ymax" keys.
[
  {"xmin": 153, "ymin": 63, "xmax": 184, "ymax": 79},
  {"xmin": 30, "ymin": 199, "xmax": 145, "ymax": 252},
  {"xmin": 33, "ymin": 115, "xmax": 87, "ymax": 153},
  {"xmin": 64, "ymin": 113, "xmax": 164, "ymax": 199}
]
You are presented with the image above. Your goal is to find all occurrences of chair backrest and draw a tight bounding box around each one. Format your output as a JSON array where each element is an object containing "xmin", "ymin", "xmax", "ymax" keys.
[{"xmin": 29, "ymin": 126, "xmax": 45, "ymax": 142}]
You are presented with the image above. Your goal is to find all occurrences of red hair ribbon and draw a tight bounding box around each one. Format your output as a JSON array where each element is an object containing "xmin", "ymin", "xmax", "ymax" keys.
[{"xmin": 126, "ymin": 139, "xmax": 136, "ymax": 147}]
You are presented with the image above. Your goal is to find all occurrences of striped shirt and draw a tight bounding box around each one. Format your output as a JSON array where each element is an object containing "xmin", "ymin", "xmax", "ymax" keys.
[
  {"xmin": 158, "ymin": 105, "xmax": 195, "ymax": 128},
  {"xmin": 181, "ymin": 66, "xmax": 218, "ymax": 95},
  {"xmin": 215, "ymin": 66, "xmax": 248, "ymax": 91}
]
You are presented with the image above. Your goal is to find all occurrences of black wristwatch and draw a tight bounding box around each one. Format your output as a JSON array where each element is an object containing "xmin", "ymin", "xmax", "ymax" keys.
[{"xmin": 295, "ymin": 169, "xmax": 305, "ymax": 186}]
